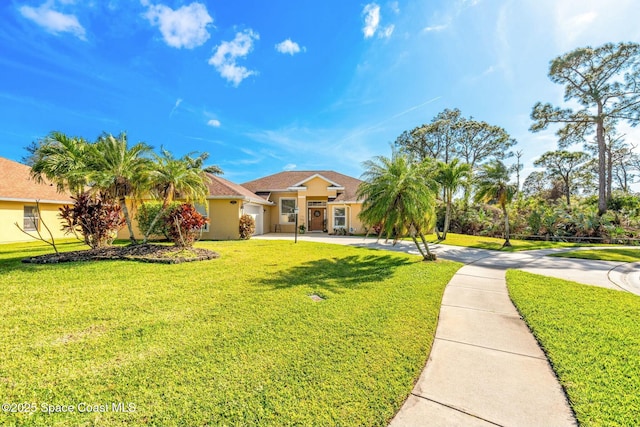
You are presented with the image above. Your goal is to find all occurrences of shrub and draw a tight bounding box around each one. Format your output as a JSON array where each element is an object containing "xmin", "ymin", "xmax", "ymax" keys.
[
  {"xmin": 239, "ymin": 214, "xmax": 255, "ymax": 240},
  {"xmin": 59, "ymin": 193, "xmax": 125, "ymax": 248},
  {"xmin": 136, "ymin": 201, "xmax": 181, "ymax": 240},
  {"xmin": 163, "ymin": 203, "xmax": 208, "ymax": 247}
]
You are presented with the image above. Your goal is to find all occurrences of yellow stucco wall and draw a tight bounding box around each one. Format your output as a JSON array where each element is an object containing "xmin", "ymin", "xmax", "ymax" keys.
[
  {"xmin": 269, "ymin": 192, "xmax": 299, "ymax": 233},
  {"xmin": 0, "ymin": 200, "xmax": 71, "ymax": 243},
  {"xmin": 203, "ymin": 199, "xmax": 241, "ymax": 240},
  {"xmin": 328, "ymin": 203, "xmax": 364, "ymax": 234}
]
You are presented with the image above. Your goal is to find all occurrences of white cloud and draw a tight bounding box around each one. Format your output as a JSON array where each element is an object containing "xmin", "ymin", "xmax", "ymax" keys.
[
  {"xmin": 362, "ymin": 3, "xmax": 394, "ymax": 39},
  {"xmin": 389, "ymin": 1, "xmax": 400, "ymax": 14},
  {"xmin": 207, "ymin": 119, "xmax": 221, "ymax": 127},
  {"xmin": 423, "ymin": 24, "xmax": 448, "ymax": 33},
  {"xmin": 169, "ymin": 98, "xmax": 182, "ymax": 117},
  {"xmin": 143, "ymin": 2, "xmax": 213, "ymax": 49},
  {"xmin": 362, "ymin": 3, "xmax": 380, "ymax": 38},
  {"xmin": 208, "ymin": 29, "xmax": 259, "ymax": 87},
  {"xmin": 380, "ymin": 25, "xmax": 394, "ymax": 38},
  {"xmin": 275, "ymin": 39, "xmax": 304, "ymax": 55},
  {"xmin": 19, "ymin": 2, "xmax": 86, "ymax": 40},
  {"xmin": 283, "ymin": 163, "xmax": 297, "ymax": 171}
]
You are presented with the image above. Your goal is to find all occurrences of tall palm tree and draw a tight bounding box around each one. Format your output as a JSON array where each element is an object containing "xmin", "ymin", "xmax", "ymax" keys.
[
  {"xmin": 474, "ymin": 160, "xmax": 517, "ymax": 247},
  {"xmin": 142, "ymin": 148, "xmax": 212, "ymax": 243},
  {"xmin": 357, "ymin": 151, "xmax": 438, "ymax": 261},
  {"xmin": 29, "ymin": 131, "xmax": 90, "ymax": 196},
  {"xmin": 88, "ymin": 132, "xmax": 152, "ymax": 244},
  {"xmin": 435, "ymin": 158, "xmax": 471, "ymax": 240}
]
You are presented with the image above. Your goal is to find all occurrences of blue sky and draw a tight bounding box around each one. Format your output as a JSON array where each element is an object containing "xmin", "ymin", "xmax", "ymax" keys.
[{"xmin": 1, "ymin": 0, "xmax": 639, "ymax": 184}]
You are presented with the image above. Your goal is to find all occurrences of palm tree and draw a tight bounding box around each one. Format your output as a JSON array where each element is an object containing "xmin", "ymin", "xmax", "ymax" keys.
[
  {"xmin": 474, "ymin": 160, "xmax": 517, "ymax": 247},
  {"xmin": 88, "ymin": 132, "xmax": 152, "ymax": 244},
  {"xmin": 29, "ymin": 131, "xmax": 91, "ymax": 196},
  {"xmin": 357, "ymin": 151, "xmax": 438, "ymax": 261},
  {"xmin": 142, "ymin": 148, "xmax": 212, "ymax": 243},
  {"xmin": 435, "ymin": 158, "xmax": 471, "ymax": 240}
]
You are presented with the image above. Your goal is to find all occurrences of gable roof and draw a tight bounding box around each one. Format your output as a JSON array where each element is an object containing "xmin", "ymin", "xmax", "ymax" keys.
[
  {"xmin": 0, "ymin": 157, "xmax": 73, "ymax": 204},
  {"xmin": 206, "ymin": 173, "xmax": 273, "ymax": 205},
  {"xmin": 242, "ymin": 170, "xmax": 363, "ymax": 202}
]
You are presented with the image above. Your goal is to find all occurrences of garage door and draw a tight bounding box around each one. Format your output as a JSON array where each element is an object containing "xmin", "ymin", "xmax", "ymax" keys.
[{"xmin": 244, "ymin": 204, "xmax": 263, "ymax": 235}]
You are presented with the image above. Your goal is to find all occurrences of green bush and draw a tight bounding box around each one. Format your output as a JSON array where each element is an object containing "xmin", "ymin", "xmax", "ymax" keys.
[{"xmin": 136, "ymin": 201, "xmax": 180, "ymax": 240}]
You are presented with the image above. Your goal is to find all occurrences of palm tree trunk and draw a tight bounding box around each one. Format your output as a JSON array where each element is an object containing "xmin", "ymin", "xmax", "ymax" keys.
[
  {"xmin": 443, "ymin": 195, "xmax": 451, "ymax": 240},
  {"xmin": 120, "ymin": 196, "xmax": 138, "ymax": 244},
  {"xmin": 143, "ymin": 208, "xmax": 165, "ymax": 244},
  {"xmin": 410, "ymin": 234, "xmax": 428, "ymax": 260},
  {"xmin": 419, "ymin": 232, "xmax": 436, "ymax": 260},
  {"xmin": 502, "ymin": 205, "xmax": 511, "ymax": 247}
]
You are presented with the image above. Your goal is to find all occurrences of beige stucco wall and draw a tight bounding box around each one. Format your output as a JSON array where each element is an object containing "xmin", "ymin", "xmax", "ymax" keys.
[
  {"xmin": 0, "ymin": 200, "xmax": 71, "ymax": 243},
  {"xmin": 269, "ymin": 192, "xmax": 299, "ymax": 233},
  {"xmin": 204, "ymin": 199, "xmax": 241, "ymax": 240},
  {"xmin": 328, "ymin": 203, "xmax": 364, "ymax": 234}
]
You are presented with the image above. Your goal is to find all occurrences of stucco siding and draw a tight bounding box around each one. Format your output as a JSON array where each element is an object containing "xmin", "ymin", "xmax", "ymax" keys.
[{"xmin": 0, "ymin": 200, "xmax": 71, "ymax": 243}]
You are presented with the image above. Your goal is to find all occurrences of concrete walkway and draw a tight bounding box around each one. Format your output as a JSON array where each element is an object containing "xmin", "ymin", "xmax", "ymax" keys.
[
  {"xmin": 254, "ymin": 234, "xmax": 640, "ymax": 425},
  {"xmin": 389, "ymin": 263, "xmax": 577, "ymax": 426}
]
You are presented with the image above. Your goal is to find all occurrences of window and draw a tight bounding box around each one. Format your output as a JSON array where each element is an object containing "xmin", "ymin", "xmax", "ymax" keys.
[
  {"xmin": 333, "ymin": 207, "xmax": 346, "ymax": 228},
  {"xmin": 307, "ymin": 201, "xmax": 327, "ymax": 207},
  {"xmin": 280, "ymin": 198, "xmax": 296, "ymax": 223},
  {"xmin": 23, "ymin": 206, "xmax": 39, "ymax": 231},
  {"xmin": 195, "ymin": 203, "xmax": 209, "ymax": 232}
]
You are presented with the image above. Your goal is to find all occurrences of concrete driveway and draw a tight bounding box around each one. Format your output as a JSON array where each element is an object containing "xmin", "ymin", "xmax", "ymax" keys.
[{"xmin": 254, "ymin": 233, "xmax": 640, "ymax": 295}]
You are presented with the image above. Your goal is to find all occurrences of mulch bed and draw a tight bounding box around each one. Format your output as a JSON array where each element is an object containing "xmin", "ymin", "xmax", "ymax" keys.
[{"xmin": 22, "ymin": 244, "xmax": 220, "ymax": 264}]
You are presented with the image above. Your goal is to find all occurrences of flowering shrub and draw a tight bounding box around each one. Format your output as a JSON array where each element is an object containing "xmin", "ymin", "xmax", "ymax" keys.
[
  {"xmin": 239, "ymin": 214, "xmax": 255, "ymax": 240},
  {"xmin": 59, "ymin": 193, "xmax": 125, "ymax": 248},
  {"xmin": 163, "ymin": 203, "xmax": 208, "ymax": 247}
]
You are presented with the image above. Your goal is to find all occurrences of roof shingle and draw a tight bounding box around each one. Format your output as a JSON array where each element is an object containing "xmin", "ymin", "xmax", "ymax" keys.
[
  {"xmin": 206, "ymin": 173, "xmax": 272, "ymax": 204},
  {"xmin": 0, "ymin": 157, "xmax": 73, "ymax": 203},
  {"xmin": 242, "ymin": 170, "xmax": 363, "ymax": 201}
]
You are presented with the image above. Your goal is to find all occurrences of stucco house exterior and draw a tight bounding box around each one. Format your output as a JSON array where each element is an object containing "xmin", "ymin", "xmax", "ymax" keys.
[
  {"xmin": 0, "ymin": 156, "xmax": 73, "ymax": 244},
  {"xmin": 0, "ymin": 161, "xmax": 363, "ymax": 243},
  {"xmin": 242, "ymin": 171, "xmax": 364, "ymax": 235}
]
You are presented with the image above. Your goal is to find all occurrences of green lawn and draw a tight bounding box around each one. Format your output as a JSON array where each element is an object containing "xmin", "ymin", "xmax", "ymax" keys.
[
  {"xmin": 549, "ymin": 248, "xmax": 640, "ymax": 262},
  {"xmin": 424, "ymin": 232, "xmax": 600, "ymax": 251},
  {"xmin": 506, "ymin": 271, "xmax": 640, "ymax": 426},
  {"xmin": 0, "ymin": 239, "xmax": 461, "ymax": 426}
]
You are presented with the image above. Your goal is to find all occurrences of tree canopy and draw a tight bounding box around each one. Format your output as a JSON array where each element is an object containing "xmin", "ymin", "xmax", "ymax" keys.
[{"xmin": 530, "ymin": 42, "xmax": 640, "ymax": 215}]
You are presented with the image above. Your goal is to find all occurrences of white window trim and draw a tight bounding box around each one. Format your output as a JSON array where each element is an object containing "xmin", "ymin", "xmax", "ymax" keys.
[
  {"xmin": 279, "ymin": 198, "xmax": 297, "ymax": 224},
  {"xmin": 333, "ymin": 207, "xmax": 346, "ymax": 228}
]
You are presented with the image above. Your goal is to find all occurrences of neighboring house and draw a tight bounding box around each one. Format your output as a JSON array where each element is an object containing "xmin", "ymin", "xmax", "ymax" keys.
[
  {"xmin": 0, "ymin": 156, "xmax": 73, "ymax": 243},
  {"xmin": 242, "ymin": 171, "xmax": 364, "ymax": 234}
]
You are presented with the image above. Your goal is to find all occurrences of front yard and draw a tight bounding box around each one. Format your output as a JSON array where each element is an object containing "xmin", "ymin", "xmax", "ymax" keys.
[
  {"xmin": 0, "ymin": 239, "xmax": 460, "ymax": 426},
  {"xmin": 507, "ymin": 271, "xmax": 640, "ymax": 426}
]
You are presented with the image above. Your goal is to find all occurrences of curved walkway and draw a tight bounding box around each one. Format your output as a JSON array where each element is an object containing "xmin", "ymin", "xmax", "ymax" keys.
[{"xmin": 253, "ymin": 234, "xmax": 637, "ymax": 426}]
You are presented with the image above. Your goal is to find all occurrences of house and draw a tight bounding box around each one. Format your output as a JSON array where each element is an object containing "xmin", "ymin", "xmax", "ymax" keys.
[
  {"xmin": 0, "ymin": 156, "xmax": 73, "ymax": 243},
  {"xmin": 242, "ymin": 171, "xmax": 364, "ymax": 234}
]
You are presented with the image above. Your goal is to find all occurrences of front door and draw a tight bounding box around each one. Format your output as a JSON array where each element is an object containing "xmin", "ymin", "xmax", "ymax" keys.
[{"xmin": 309, "ymin": 208, "xmax": 325, "ymax": 231}]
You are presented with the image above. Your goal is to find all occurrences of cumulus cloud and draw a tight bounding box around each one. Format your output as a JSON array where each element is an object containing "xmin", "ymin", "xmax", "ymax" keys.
[
  {"xmin": 208, "ymin": 29, "xmax": 259, "ymax": 87},
  {"xmin": 362, "ymin": 3, "xmax": 380, "ymax": 38},
  {"xmin": 275, "ymin": 39, "xmax": 304, "ymax": 55},
  {"xmin": 207, "ymin": 119, "xmax": 221, "ymax": 127},
  {"xmin": 143, "ymin": 1, "xmax": 213, "ymax": 49},
  {"xmin": 362, "ymin": 3, "xmax": 393, "ymax": 39},
  {"xmin": 19, "ymin": 1, "xmax": 86, "ymax": 40}
]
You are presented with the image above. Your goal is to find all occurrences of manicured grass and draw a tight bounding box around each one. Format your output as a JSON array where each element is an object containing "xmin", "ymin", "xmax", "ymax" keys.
[
  {"xmin": 0, "ymin": 239, "xmax": 461, "ymax": 426},
  {"xmin": 425, "ymin": 232, "xmax": 602, "ymax": 251},
  {"xmin": 549, "ymin": 248, "xmax": 640, "ymax": 262},
  {"xmin": 506, "ymin": 271, "xmax": 640, "ymax": 426}
]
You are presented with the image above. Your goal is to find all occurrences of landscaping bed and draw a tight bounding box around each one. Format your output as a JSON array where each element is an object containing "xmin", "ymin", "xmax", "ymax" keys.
[{"xmin": 21, "ymin": 243, "xmax": 220, "ymax": 264}]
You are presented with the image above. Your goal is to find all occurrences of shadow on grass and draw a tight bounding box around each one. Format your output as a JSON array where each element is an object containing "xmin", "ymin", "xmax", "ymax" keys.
[{"xmin": 258, "ymin": 254, "xmax": 412, "ymax": 294}]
